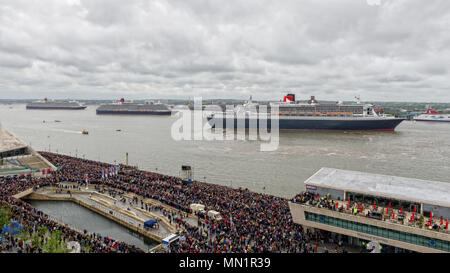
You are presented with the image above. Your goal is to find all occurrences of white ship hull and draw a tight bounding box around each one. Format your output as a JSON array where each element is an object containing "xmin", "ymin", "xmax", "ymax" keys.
[{"xmin": 414, "ymin": 114, "xmax": 450, "ymax": 122}]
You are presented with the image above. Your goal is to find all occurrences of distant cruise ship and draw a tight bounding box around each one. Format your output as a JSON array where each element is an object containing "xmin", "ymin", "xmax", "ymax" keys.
[
  {"xmin": 207, "ymin": 94, "xmax": 405, "ymax": 131},
  {"xmin": 414, "ymin": 109, "xmax": 450, "ymax": 122},
  {"xmin": 26, "ymin": 98, "xmax": 87, "ymax": 110},
  {"xmin": 96, "ymin": 98, "xmax": 171, "ymax": 115}
]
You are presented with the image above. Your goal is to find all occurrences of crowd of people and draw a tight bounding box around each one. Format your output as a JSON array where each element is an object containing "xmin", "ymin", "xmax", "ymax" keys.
[
  {"xmin": 0, "ymin": 168, "xmax": 144, "ymax": 253},
  {"xmin": 37, "ymin": 151, "xmax": 339, "ymax": 253}
]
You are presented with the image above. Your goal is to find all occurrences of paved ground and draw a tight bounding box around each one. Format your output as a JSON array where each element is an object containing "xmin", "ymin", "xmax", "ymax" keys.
[
  {"xmin": 37, "ymin": 186, "xmax": 185, "ymax": 239},
  {"xmin": 37, "ymin": 184, "xmax": 364, "ymax": 253}
]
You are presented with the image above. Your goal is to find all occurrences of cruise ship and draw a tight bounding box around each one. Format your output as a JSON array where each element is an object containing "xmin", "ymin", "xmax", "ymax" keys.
[
  {"xmin": 26, "ymin": 98, "xmax": 87, "ymax": 110},
  {"xmin": 413, "ymin": 109, "xmax": 450, "ymax": 122},
  {"xmin": 96, "ymin": 98, "xmax": 171, "ymax": 115},
  {"xmin": 207, "ymin": 94, "xmax": 405, "ymax": 131}
]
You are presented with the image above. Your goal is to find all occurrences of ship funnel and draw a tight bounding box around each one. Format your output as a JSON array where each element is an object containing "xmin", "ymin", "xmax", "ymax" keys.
[
  {"xmin": 308, "ymin": 96, "xmax": 318, "ymax": 104},
  {"xmin": 283, "ymin": 94, "xmax": 295, "ymax": 102},
  {"xmin": 119, "ymin": 98, "xmax": 125, "ymax": 103}
]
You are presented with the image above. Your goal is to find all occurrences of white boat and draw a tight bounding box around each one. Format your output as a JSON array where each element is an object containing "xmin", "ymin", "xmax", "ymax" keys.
[{"xmin": 414, "ymin": 109, "xmax": 450, "ymax": 122}]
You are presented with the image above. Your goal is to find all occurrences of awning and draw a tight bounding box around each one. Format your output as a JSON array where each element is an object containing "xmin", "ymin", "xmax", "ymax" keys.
[{"xmin": 144, "ymin": 219, "xmax": 158, "ymax": 227}]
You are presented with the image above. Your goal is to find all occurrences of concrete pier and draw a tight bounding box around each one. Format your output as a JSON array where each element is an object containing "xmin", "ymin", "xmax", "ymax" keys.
[{"xmin": 19, "ymin": 185, "xmax": 193, "ymax": 251}]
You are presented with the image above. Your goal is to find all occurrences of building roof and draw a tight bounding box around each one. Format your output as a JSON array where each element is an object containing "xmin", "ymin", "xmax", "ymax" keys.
[
  {"xmin": 0, "ymin": 124, "xmax": 27, "ymax": 153},
  {"xmin": 305, "ymin": 168, "xmax": 450, "ymax": 207}
]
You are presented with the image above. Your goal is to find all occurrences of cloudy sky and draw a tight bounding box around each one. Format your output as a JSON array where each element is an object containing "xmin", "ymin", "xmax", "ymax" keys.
[{"xmin": 0, "ymin": 0, "xmax": 449, "ymax": 101}]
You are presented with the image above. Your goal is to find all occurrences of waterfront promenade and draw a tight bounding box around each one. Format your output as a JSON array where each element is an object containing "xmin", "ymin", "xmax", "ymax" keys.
[
  {"xmin": 35, "ymin": 151, "xmax": 361, "ymax": 253},
  {"xmin": 24, "ymin": 183, "xmax": 200, "ymax": 246},
  {"xmin": 1, "ymin": 151, "xmax": 362, "ymax": 253}
]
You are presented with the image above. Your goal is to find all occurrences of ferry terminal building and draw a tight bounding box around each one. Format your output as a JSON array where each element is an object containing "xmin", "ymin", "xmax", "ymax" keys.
[{"xmin": 289, "ymin": 168, "xmax": 450, "ymax": 253}]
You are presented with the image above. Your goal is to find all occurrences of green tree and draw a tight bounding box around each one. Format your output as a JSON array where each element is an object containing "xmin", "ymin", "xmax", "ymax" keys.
[
  {"xmin": 31, "ymin": 226, "xmax": 47, "ymax": 248},
  {"xmin": 0, "ymin": 205, "xmax": 12, "ymax": 229},
  {"xmin": 17, "ymin": 230, "xmax": 30, "ymax": 243},
  {"xmin": 42, "ymin": 230, "xmax": 70, "ymax": 253}
]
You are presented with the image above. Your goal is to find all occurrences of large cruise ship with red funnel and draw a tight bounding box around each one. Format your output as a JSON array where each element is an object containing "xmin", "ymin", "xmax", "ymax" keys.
[
  {"xmin": 207, "ymin": 94, "xmax": 405, "ymax": 131},
  {"xmin": 96, "ymin": 98, "xmax": 171, "ymax": 115},
  {"xmin": 26, "ymin": 98, "xmax": 87, "ymax": 110}
]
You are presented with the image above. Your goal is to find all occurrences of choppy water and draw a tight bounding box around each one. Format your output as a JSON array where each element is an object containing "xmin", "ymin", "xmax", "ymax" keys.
[
  {"xmin": 27, "ymin": 200, "xmax": 158, "ymax": 251},
  {"xmin": 2, "ymin": 104, "xmax": 450, "ymax": 198}
]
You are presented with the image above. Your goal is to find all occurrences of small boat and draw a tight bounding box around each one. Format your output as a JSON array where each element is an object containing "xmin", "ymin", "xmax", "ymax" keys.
[
  {"xmin": 413, "ymin": 109, "xmax": 450, "ymax": 122},
  {"xmin": 82, "ymin": 130, "xmax": 89, "ymax": 135},
  {"xmin": 116, "ymin": 129, "xmax": 122, "ymax": 132},
  {"xmin": 55, "ymin": 120, "xmax": 62, "ymax": 123}
]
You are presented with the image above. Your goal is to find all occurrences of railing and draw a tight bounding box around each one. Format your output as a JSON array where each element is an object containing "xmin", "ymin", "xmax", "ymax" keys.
[{"xmin": 294, "ymin": 199, "xmax": 450, "ymax": 236}]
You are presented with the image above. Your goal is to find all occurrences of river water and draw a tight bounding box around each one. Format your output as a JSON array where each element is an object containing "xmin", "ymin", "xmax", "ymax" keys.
[
  {"xmin": 1, "ymin": 104, "xmax": 450, "ymax": 198},
  {"xmin": 27, "ymin": 200, "xmax": 158, "ymax": 251}
]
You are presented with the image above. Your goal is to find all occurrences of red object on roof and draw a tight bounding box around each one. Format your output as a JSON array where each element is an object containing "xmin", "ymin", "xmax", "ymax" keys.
[
  {"xmin": 426, "ymin": 109, "xmax": 440, "ymax": 114},
  {"xmin": 283, "ymin": 95, "xmax": 294, "ymax": 102}
]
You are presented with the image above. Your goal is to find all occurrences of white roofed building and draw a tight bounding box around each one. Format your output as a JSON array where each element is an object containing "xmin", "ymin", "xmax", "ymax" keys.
[
  {"xmin": 0, "ymin": 124, "xmax": 55, "ymax": 176},
  {"xmin": 289, "ymin": 168, "xmax": 450, "ymax": 253}
]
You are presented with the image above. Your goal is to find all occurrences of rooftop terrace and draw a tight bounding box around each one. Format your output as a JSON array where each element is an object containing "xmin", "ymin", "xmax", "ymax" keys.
[
  {"xmin": 305, "ymin": 168, "xmax": 450, "ymax": 208},
  {"xmin": 0, "ymin": 124, "xmax": 27, "ymax": 153}
]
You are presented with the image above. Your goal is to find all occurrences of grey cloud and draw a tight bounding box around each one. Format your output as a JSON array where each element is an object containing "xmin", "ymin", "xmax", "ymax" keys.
[{"xmin": 0, "ymin": 0, "xmax": 449, "ymax": 101}]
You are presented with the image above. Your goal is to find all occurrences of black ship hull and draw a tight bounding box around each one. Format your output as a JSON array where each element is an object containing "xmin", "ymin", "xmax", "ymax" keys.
[
  {"xmin": 96, "ymin": 110, "xmax": 171, "ymax": 115},
  {"xmin": 26, "ymin": 106, "xmax": 87, "ymax": 110},
  {"xmin": 208, "ymin": 117, "xmax": 405, "ymax": 131}
]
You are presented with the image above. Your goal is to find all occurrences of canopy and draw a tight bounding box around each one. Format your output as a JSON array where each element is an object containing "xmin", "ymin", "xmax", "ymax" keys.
[
  {"xmin": 144, "ymin": 219, "xmax": 158, "ymax": 228},
  {"xmin": 2, "ymin": 220, "xmax": 23, "ymax": 235}
]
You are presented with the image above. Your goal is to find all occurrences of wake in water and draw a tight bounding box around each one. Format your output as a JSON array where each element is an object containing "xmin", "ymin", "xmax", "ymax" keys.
[{"xmin": 50, "ymin": 128, "xmax": 84, "ymax": 134}]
